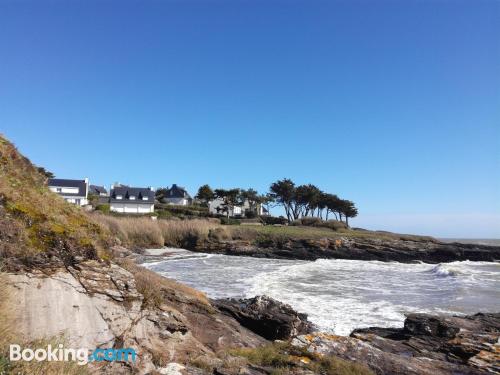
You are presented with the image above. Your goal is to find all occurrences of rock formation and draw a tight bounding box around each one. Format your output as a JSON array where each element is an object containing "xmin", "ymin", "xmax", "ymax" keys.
[
  {"xmin": 192, "ymin": 235, "xmax": 500, "ymax": 263},
  {"xmin": 292, "ymin": 312, "xmax": 500, "ymax": 375},
  {"xmin": 214, "ymin": 296, "xmax": 314, "ymax": 340}
]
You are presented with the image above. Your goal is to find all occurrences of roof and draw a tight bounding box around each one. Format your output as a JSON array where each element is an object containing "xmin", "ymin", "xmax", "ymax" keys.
[
  {"xmin": 48, "ymin": 178, "xmax": 88, "ymax": 197},
  {"xmin": 89, "ymin": 185, "xmax": 108, "ymax": 195},
  {"xmin": 165, "ymin": 184, "xmax": 191, "ymax": 199},
  {"xmin": 110, "ymin": 186, "xmax": 155, "ymax": 204}
]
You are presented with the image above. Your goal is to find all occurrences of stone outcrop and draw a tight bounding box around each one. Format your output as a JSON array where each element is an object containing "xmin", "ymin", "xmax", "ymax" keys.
[
  {"xmin": 214, "ymin": 296, "xmax": 314, "ymax": 340},
  {"xmin": 193, "ymin": 236, "xmax": 500, "ymax": 263},
  {"xmin": 6, "ymin": 261, "xmax": 267, "ymax": 374},
  {"xmin": 292, "ymin": 312, "xmax": 500, "ymax": 375}
]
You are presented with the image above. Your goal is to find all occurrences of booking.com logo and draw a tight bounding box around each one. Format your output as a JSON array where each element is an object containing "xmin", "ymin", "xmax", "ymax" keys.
[{"xmin": 9, "ymin": 344, "xmax": 137, "ymax": 366}]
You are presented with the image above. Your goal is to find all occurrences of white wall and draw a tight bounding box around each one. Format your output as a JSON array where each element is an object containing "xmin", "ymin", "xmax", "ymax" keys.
[
  {"xmin": 49, "ymin": 186, "xmax": 80, "ymax": 194},
  {"xmin": 110, "ymin": 203, "xmax": 154, "ymax": 214},
  {"xmin": 64, "ymin": 197, "xmax": 88, "ymax": 206},
  {"xmin": 165, "ymin": 197, "xmax": 189, "ymax": 206}
]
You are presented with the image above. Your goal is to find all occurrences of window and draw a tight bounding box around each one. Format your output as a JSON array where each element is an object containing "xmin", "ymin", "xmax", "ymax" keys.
[
  {"xmin": 116, "ymin": 195, "xmax": 123, "ymax": 200},
  {"xmin": 56, "ymin": 188, "xmax": 62, "ymax": 193},
  {"xmin": 142, "ymin": 196, "xmax": 148, "ymax": 201},
  {"xmin": 129, "ymin": 196, "xmax": 136, "ymax": 200}
]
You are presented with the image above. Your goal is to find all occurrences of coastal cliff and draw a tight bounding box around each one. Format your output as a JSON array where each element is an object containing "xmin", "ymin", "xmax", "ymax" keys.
[
  {"xmin": 0, "ymin": 136, "xmax": 374, "ymax": 374},
  {"xmin": 191, "ymin": 230, "xmax": 500, "ymax": 263},
  {"xmin": 1, "ymin": 135, "xmax": 498, "ymax": 374}
]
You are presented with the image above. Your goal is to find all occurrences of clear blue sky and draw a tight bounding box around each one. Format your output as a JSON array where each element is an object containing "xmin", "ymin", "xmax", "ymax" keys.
[{"xmin": 1, "ymin": 0, "xmax": 499, "ymax": 238}]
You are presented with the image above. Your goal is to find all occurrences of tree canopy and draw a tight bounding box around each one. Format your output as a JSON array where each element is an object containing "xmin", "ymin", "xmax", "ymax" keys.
[{"xmin": 268, "ymin": 178, "xmax": 358, "ymax": 225}]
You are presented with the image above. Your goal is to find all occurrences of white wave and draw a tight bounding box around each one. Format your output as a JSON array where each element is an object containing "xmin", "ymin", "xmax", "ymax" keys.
[
  {"xmin": 142, "ymin": 252, "xmax": 500, "ymax": 336},
  {"xmin": 430, "ymin": 264, "xmax": 462, "ymax": 277}
]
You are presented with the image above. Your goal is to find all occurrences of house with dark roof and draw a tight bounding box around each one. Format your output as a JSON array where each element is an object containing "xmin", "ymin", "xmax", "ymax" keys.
[
  {"xmin": 162, "ymin": 184, "xmax": 192, "ymax": 206},
  {"xmin": 110, "ymin": 185, "xmax": 155, "ymax": 214},
  {"xmin": 48, "ymin": 178, "xmax": 89, "ymax": 206},
  {"xmin": 89, "ymin": 185, "xmax": 108, "ymax": 197}
]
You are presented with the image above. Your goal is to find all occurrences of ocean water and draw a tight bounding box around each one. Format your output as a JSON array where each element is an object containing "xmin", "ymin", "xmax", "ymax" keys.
[{"xmin": 143, "ymin": 248, "xmax": 500, "ymax": 335}]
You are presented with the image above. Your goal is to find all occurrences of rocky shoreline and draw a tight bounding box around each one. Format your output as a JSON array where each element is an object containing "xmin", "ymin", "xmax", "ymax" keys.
[
  {"xmin": 191, "ymin": 236, "xmax": 500, "ymax": 263},
  {"xmin": 215, "ymin": 296, "xmax": 500, "ymax": 375}
]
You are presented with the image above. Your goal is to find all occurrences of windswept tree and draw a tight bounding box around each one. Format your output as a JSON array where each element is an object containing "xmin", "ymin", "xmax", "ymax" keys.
[
  {"xmin": 269, "ymin": 178, "xmax": 358, "ymax": 224},
  {"xmin": 214, "ymin": 188, "xmax": 241, "ymax": 218},
  {"xmin": 295, "ymin": 184, "xmax": 322, "ymax": 217},
  {"xmin": 340, "ymin": 200, "xmax": 358, "ymax": 226},
  {"xmin": 269, "ymin": 178, "xmax": 296, "ymax": 222},
  {"xmin": 324, "ymin": 194, "xmax": 341, "ymax": 220},
  {"xmin": 195, "ymin": 184, "xmax": 215, "ymax": 206}
]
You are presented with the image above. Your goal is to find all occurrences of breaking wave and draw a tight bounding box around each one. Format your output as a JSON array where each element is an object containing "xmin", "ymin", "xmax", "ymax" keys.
[{"xmin": 143, "ymin": 251, "xmax": 500, "ymax": 335}]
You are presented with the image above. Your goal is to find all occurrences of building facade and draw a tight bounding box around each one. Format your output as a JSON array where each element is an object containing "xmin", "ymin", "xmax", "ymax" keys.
[
  {"xmin": 109, "ymin": 185, "xmax": 155, "ymax": 214},
  {"xmin": 48, "ymin": 178, "xmax": 89, "ymax": 206},
  {"xmin": 162, "ymin": 184, "xmax": 192, "ymax": 206}
]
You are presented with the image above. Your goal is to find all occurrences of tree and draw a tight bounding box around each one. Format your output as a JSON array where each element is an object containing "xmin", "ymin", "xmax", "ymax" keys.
[
  {"xmin": 269, "ymin": 179, "xmax": 296, "ymax": 222},
  {"xmin": 324, "ymin": 194, "xmax": 342, "ymax": 221},
  {"xmin": 214, "ymin": 188, "xmax": 241, "ymax": 218},
  {"xmin": 339, "ymin": 200, "xmax": 358, "ymax": 226},
  {"xmin": 37, "ymin": 166, "xmax": 54, "ymax": 178},
  {"xmin": 155, "ymin": 187, "xmax": 169, "ymax": 202},
  {"xmin": 241, "ymin": 188, "xmax": 268, "ymax": 216},
  {"xmin": 295, "ymin": 184, "xmax": 322, "ymax": 217},
  {"xmin": 195, "ymin": 184, "xmax": 215, "ymax": 206}
]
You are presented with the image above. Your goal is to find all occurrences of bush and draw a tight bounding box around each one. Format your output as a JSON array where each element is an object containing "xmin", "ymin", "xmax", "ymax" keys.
[
  {"xmin": 220, "ymin": 217, "xmax": 241, "ymax": 225},
  {"xmin": 245, "ymin": 209, "xmax": 257, "ymax": 219},
  {"xmin": 260, "ymin": 216, "xmax": 288, "ymax": 225},
  {"xmin": 95, "ymin": 204, "xmax": 110, "ymax": 213},
  {"xmin": 154, "ymin": 203, "xmax": 209, "ymax": 218},
  {"xmin": 290, "ymin": 217, "xmax": 347, "ymax": 231},
  {"xmin": 315, "ymin": 220, "xmax": 348, "ymax": 231}
]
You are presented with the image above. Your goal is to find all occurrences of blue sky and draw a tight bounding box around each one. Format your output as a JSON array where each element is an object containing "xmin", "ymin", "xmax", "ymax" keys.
[{"xmin": 1, "ymin": 0, "xmax": 499, "ymax": 238}]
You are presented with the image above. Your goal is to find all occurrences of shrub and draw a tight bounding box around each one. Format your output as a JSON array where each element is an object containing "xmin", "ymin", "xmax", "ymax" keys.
[
  {"xmin": 220, "ymin": 217, "xmax": 241, "ymax": 225},
  {"xmin": 290, "ymin": 217, "xmax": 347, "ymax": 231},
  {"xmin": 314, "ymin": 219, "xmax": 348, "ymax": 231},
  {"xmin": 260, "ymin": 216, "xmax": 288, "ymax": 225},
  {"xmin": 245, "ymin": 209, "xmax": 257, "ymax": 219},
  {"xmin": 300, "ymin": 217, "xmax": 322, "ymax": 226},
  {"xmin": 95, "ymin": 204, "xmax": 110, "ymax": 213}
]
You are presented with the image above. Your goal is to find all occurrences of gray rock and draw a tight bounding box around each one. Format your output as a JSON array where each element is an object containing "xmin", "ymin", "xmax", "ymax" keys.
[{"xmin": 214, "ymin": 295, "xmax": 314, "ymax": 340}]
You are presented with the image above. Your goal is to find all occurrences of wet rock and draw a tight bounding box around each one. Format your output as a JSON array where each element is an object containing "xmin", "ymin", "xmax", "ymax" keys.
[
  {"xmin": 291, "ymin": 312, "xmax": 500, "ymax": 375},
  {"xmin": 403, "ymin": 313, "xmax": 460, "ymax": 338},
  {"xmin": 214, "ymin": 295, "xmax": 314, "ymax": 340}
]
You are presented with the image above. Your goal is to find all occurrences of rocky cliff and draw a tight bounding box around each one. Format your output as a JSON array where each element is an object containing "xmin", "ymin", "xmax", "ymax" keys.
[{"xmin": 193, "ymin": 236, "xmax": 500, "ymax": 263}]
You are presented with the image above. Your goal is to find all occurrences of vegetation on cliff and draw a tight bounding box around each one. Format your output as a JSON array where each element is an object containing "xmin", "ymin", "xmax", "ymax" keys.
[{"xmin": 0, "ymin": 136, "xmax": 113, "ymax": 271}]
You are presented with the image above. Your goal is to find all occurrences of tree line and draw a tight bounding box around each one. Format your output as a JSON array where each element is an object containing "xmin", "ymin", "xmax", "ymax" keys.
[{"xmin": 194, "ymin": 178, "xmax": 358, "ymax": 226}]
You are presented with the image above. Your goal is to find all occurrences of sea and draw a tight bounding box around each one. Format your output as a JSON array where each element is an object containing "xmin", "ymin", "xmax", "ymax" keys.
[{"xmin": 143, "ymin": 241, "xmax": 500, "ymax": 336}]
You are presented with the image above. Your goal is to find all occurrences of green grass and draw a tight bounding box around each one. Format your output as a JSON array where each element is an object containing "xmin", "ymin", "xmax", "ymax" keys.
[
  {"xmin": 229, "ymin": 341, "xmax": 374, "ymax": 375},
  {"xmin": 228, "ymin": 224, "xmax": 435, "ymax": 243}
]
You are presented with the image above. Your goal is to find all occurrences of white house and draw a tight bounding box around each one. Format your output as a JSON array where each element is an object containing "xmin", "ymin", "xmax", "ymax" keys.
[
  {"xmin": 110, "ymin": 185, "xmax": 155, "ymax": 214},
  {"xmin": 208, "ymin": 198, "xmax": 268, "ymax": 217},
  {"xmin": 162, "ymin": 184, "xmax": 192, "ymax": 206},
  {"xmin": 48, "ymin": 178, "xmax": 89, "ymax": 206}
]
